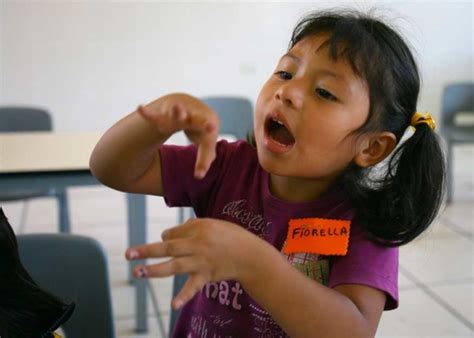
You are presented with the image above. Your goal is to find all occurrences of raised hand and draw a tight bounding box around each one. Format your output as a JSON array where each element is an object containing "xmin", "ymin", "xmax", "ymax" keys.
[{"xmin": 138, "ymin": 93, "xmax": 220, "ymax": 179}]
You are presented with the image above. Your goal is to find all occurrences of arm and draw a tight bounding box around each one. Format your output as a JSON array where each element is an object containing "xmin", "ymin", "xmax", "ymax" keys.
[
  {"xmin": 126, "ymin": 218, "xmax": 386, "ymax": 338},
  {"xmin": 89, "ymin": 93, "xmax": 220, "ymax": 195},
  {"xmin": 240, "ymin": 238, "xmax": 386, "ymax": 338}
]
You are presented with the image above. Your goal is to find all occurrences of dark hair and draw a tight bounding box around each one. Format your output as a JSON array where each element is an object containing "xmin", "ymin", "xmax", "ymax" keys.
[
  {"xmin": 288, "ymin": 9, "xmax": 445, "ymax": 246},
  {"xmin": 0, "ymin": 208, "xmax": 74, "ymax": 337}
]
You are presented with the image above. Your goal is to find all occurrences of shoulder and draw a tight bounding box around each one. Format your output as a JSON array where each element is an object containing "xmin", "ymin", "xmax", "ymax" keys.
[
  {"xmin": 329, "ymin": 220, "xmax": 399, "ymax": 310},
  {"xmin": 213, "ymin": 139, "xmax": 259, "ymax": 171},
  {"xmin": 217, "ymin": 139, "xmax": 256, "ymax": 157}
]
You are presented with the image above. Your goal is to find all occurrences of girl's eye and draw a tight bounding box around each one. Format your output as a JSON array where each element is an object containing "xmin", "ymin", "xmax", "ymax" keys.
[
  {"xmin": 275, "ymin": 71, "xmax": 292, "ymax": 80},
  {"xmin": 316, "ymin": 88, "xmax": 337, "ymax": 101}
]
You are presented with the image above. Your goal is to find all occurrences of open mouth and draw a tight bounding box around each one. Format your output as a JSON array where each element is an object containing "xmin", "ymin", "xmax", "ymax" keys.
[{"xmin": 265, "ymin": 116, "xmax": 296, "ymax": 147}]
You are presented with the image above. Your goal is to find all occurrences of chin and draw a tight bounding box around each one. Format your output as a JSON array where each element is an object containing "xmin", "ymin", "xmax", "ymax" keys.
[{"xmin": 256, "ymin": 148, "xmax": 291, "ymax": 177}]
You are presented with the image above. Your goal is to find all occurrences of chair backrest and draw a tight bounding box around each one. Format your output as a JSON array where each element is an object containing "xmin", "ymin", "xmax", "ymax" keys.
[
  {"xmin": 17, "ymin": 233, "xmax": 115, "ymax": 338},
  {"xmin": 202, "ymin": 96, "xmax": 254, "ymax": 140},
  {"xmin": 0, "ymin": 106, "xmax": 52, "ymax": 132},
  {"xmin": 441, "ymin": 83, "xmax": 474, "ymax": 126}
]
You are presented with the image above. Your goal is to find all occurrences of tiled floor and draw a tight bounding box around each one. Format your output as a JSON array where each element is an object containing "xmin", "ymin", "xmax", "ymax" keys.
[{"xmin": 2, "ymin": 145, "xmax": 473, "ymax": 338}]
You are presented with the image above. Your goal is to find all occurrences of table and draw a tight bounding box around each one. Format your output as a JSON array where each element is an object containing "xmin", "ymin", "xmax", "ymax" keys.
[{"xmin": 0, "ymin": 131, "xmax": 149, "ymax": 332}]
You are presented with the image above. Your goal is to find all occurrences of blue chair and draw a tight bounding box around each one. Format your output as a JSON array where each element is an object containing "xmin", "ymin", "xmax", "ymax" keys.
[
  {"xmin": 17, "ymin": 233, "xmax": 116, "ymax": 337},
  {"xmin": 202, "ymin": 96, "xmax": 254, "ymax": 140},
  {"xmin": 440, "ymin": 83, "xmax": 474, "ymax": 203},
  {"xmin": 0, "ymin": 106, "xmax": 70, "ymax": 232},
  {"xmin": 170, "ymin": 96, "xmax": 254, "ymax": 336}
]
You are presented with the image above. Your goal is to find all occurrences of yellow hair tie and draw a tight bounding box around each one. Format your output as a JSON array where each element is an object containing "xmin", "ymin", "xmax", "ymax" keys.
[{"xmin": 410, "ymin": 112, "xmax": 436, "ymax": 131}]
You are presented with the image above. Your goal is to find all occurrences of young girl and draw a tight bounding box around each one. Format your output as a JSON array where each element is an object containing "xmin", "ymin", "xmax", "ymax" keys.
[{"xmin": 90, "ymin": 9, "xmax": 445, "ymax": 338}]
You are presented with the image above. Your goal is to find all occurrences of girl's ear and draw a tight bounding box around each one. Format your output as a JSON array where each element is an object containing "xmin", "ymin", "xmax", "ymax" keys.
[{"xmin": 354, "ymin": 132, "xmax": 397, "ymax": 168}]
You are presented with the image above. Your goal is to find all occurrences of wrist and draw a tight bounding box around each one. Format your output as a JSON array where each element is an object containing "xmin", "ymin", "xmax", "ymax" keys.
[{"xmin": 235, "ymin": 232, "xmax": 282, "ymax": 287}]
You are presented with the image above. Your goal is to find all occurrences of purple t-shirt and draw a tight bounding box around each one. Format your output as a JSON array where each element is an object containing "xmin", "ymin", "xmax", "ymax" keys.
[{"xmin": 160, "ymin": 140, "xmax": 398, "ymax": 338}]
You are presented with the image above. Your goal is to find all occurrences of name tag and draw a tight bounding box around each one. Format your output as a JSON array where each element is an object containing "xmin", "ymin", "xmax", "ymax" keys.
[{"xmin": 283, "ymin": 218, "xmax": 351, "ymax": 256}]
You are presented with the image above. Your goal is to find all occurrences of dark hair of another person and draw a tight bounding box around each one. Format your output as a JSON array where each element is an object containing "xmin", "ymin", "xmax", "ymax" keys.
[
  {"xmin": 287, "ymin": 9, "xmax": 446, "ymax": 246},
  {"xmin": 0, "ymin": 208, "xmax": 74, "ymax": 338}
]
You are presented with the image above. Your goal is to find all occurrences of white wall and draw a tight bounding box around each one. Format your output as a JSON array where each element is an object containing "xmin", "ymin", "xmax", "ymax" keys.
[{"xmin": 1, "ymin": 1, "xmax": 472, "ymax": 132}]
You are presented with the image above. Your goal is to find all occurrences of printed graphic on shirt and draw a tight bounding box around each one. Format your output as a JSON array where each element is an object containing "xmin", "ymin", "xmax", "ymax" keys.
[
  {"xmin": 189, "ymin": 314, "xmax": 235, "ymax": 338},
  {"xmin": 250, "ymin": 304, "xmax": 289, "ymax": 338},
  {"xmin": 203, "ymin": 281, "xmax": 244, "ymax": 310},
  {"xmin": 284, "ymin": 249, "xmax": 330, "ymax": 286},
  {"xmin": 221, "ymin": 199, "xmax": 271, "ymax": 238}
]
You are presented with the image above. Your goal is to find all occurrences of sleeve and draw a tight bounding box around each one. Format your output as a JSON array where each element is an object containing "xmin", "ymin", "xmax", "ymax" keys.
[
  {"xmin": 328, "ymin": 223, "xmax": 399, "ymax": 310},
  {"xmin": 158, "ymin": 140, "xmax": 232, "ymax": 217}
]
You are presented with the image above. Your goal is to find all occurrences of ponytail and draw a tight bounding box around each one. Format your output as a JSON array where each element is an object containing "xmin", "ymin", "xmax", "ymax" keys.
[{"xmin": 344, "ymin": 124, "xmax": 446, "ymax": 246}]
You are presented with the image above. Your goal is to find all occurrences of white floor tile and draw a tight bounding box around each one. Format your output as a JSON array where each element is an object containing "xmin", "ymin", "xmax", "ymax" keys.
[
  {"xmin": 399, "ymin": 271, "xmax": 417, "ymax": 290},
  {"xmin": 377, "ymin": 288, "xmax": 473, "ymax": 338},
  {"xmin": 441, "ymin": 202, "xmax": 474, "ymax": 235},
  {"xmin": 425, "ymin": 218, "xmax": 463, "ymax": 239},
  {"xmin": 400, "ymin": 235, "xmax": 473, "ymax": 284},
  {"xmin": 429, "ymin": 283, "xmax": 474, "ymax": 326}
]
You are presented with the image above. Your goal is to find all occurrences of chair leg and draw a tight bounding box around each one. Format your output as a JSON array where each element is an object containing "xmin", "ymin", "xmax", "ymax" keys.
[
  {"xmin": 178, "ymin": 207, "xmax": 185, "ymax": 224},
  {"xmin": 126, "ymin": 193, "xmax": 149, "ymax": 333},
  {"xmin": 178, "ymin": 207, "xmax": 194, "ymax": 224},
  {"xmin": 146, "ymin": 279, "xmax": 167, "ymax": 338},
  {"xmin": 446, "ymin": 142, "xmax": 453, "ymax": 204},
  {"xmin": 57, "ymin": 189, "xmax": 71, "ymax": 233},
  {"xmin": 18, "ymin": 200, "xmax": 30, "ymax": 234},
  {"xmin": 169, "ymin": 274, "xmax": 187, "ymax": 336}
]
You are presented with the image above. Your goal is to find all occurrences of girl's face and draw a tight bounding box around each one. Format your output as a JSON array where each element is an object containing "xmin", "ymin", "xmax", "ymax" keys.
[{"xmin": 255, "ymin": 34, "xmax": 371, "ymax": 189}]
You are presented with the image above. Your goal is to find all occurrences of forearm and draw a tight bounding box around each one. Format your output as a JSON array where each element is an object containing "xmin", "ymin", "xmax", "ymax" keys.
[
  {"xmin": 89, "ymin": 110, "xmax": 169, "ymax": 192},
  {"xmin": 239, "ymin": 242, "xmax": 374, "ymax": 338}
]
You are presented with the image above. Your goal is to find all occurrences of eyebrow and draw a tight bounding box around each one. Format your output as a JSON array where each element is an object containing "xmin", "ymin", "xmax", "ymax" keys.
[
  {"xmin": 281, "ymin": 53, "xmax": 348, "ymax": 83},
  {"xmin": 281, "ymin": 53, "xmax": 301, "ymax": 64}
]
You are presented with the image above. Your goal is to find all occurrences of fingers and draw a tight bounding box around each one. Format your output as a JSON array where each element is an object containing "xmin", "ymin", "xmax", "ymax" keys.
[
  {"xmin": 161, "ymin": 218, "xmax": 203, "ymax": 241},
  {"xmin": 136, "ymin": 104, "xmax": 153, "ymax": 119},
  {"xmin": 137, "ymin": 102, "xmax": 214, "ymax": 133},
  {"xmin": 137, "ymin": 95, "xmax": 219, "ymax": 179},
  {"xmin": 136, "ymin": 103, "xmax": 187, "ymax": 133},
  {"xmin": 132, "ymin": 256, "xmax": 201, "ymax": 279},
  {"xmin": 194, "ymin": 128, "xmax": 217, "ymax": 179},
  {"xmin": 172, "ymin": 274, "xmax": 208, "ymax": 310},
  {"xmin": 125, "ymin": 238, "xmax": 195, "ymax": 260}
]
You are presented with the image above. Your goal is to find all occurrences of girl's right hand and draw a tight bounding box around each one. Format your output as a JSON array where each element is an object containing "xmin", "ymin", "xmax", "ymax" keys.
[{"xmin": 137, "ymin": 93, "xmax": 220, "ymax": 179}]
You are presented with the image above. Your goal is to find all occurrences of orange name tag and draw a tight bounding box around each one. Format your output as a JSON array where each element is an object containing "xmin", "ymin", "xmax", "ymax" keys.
[{"xmin": 283, "ymin": 218, "xmax": 351, "ymax": 256}]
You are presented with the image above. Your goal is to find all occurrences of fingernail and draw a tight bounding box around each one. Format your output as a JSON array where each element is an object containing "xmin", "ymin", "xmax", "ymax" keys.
[
  {"xmin": 127, "ymin": 250, "xmax": 139, "ymax": 260},
  {"xmin": 205, "ymin": 122, "xmax": 215, "ymax": 132},
  {"xmin": 195, "ymin": 170, "xmax": 205, "ymax": 179},
  {"xmin": 174, "ymin": 299, "xmax": 184, "ymax": 309},
  {"xmin": 138, "ymin": 267, "xmax": 147, "ymax": 278},
  {"xmin": 137, "ymin": 105, "xmax": 148, "ymax": 114}
]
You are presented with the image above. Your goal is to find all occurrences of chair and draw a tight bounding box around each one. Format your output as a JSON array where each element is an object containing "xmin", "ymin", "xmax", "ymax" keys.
[
  {"xmin": 17, "ymin": 233, "xmax": 116, "ymax": 338},
  {"xmin": 0, "ymin": 106, "xmax": 71, "ymax": 232},
  {"xmin": 170, "ymin": 96, "xmax": 254, "ymax": 336},
  {"xmin": 202, "ymin": 96, "xmax": 254, "ymax": 140},
  {"xmin": 440, "ymin": 83, "xmax": 474, "ymax": 203}
]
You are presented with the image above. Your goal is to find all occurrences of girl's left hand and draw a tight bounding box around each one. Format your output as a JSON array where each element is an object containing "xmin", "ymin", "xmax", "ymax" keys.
[{"xmin": 125, "ymin": 218, "xmax": 261, "ymax": 310}]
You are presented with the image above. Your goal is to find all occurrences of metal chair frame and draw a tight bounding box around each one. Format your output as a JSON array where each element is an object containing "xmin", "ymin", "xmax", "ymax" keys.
[{"xmin": 440, "ymin": 83, "xmax": 474, "ymax": 203}]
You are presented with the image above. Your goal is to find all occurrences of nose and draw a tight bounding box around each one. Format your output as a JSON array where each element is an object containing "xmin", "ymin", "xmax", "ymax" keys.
[{"xmin": 275, "ymin": 79, "xmax": 304, "ymax": 109}]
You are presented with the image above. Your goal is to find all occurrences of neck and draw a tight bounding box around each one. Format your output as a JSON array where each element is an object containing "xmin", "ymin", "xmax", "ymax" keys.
[{"xmin": 269, "ymin": 174, "xmax": 337, "ymax": 203}]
